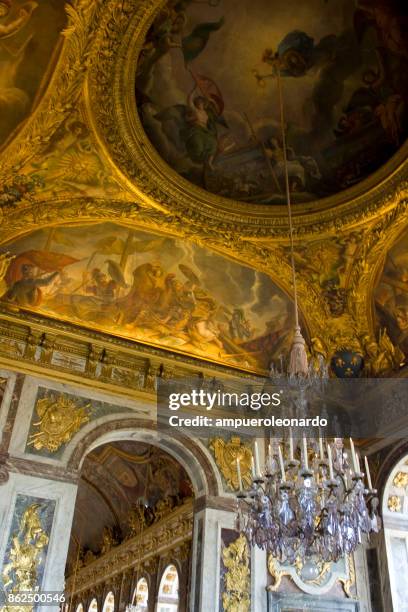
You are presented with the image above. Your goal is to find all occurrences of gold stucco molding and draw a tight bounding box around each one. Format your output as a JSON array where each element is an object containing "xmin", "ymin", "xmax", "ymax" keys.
[
  {"xmin": 0, "ymin": 0, "xmax": 406, "ymax": 364},
  {"xmin": 0, "ymin": 0, "xmax": 107, "ymax": 181},
  {"xmin": 0, "ymin": 193, "xmax": 407, "ymax": 359},
  {"xmin": 85, "ymin": 0, "xmax": 408, "ymax": 234},
  {"xmin": 65, "ymin": 500, "xmax": 193, "ymax": 594},
  {"xmin": 0, "ymin": 304, "xmax": 269, "ymax": 402},
  {"xmin": 268, "ymin": 554, "xmax": 355, "ymax": 598},
  {"xmin": 0, "ymin": 0, "xmax": 406, "ymax": 236}
]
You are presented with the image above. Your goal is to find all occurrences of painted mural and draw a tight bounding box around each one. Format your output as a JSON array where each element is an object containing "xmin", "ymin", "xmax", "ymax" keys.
[
  {"xmin": 0, "ymin": 0, "xmax": 67, "ymax": 146},
  {"xmin": 88, "ymin": 441, "xmax": 192, "ymax": 513},
  {"xmin": 136, "ymin": 0, "xmax": 408, "ymax": 205},
  {"xmin": 289, "ymin": 232, "xmax": 360, "ymax": 316},
  {"xmin": 0, "ymin": 223, "xmax": 295, "ymax": 372},
  {"xmin": 375, "ymin": 230, "xmax": 408, "ymax": 361},
  {"xmin": 0, "ymin": 113, "xmax": 123, "ymax": 207}
]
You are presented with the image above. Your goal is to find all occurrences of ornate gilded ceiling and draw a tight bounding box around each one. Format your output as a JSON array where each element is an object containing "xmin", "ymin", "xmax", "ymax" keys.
[
  {"xmin": 136, "ymin": 0, "xmax": 408, "ymax": 207},
  {"xmin": 0, "ymin": 0, "xmax": 407, "ymax": 377},
  {"xmin": 0, "ymin": 0, "xmax": 67, "ymax": 147}
]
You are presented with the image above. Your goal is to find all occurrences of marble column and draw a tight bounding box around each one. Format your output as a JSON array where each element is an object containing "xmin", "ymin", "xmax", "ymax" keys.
[
  {"xmin": 251, "ymin": 543, "xmax": 267, "ymax": 612},
  {"xmin": 375, "ymin": 530, "xmax": 393, "ymax": 611},
  {"xmin": 145, "ymin": 556, "xmax": 159, "ymax": 612},
  {"xmin": 189, "ymin": 501, "xmax": 265, "ymax": 612},
  {"xmin": 177, "ymin": 547, "xmax": 191, "ymax": 612},
  {"xmin": 353, "ymin": 545, "xmax": 372, "ymax": 612}
]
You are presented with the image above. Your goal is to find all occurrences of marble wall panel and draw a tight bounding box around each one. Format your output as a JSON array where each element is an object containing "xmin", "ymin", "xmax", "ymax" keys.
[{"xmin": 7, "ymin": 375, "xmax": 153, "ymax": 466}]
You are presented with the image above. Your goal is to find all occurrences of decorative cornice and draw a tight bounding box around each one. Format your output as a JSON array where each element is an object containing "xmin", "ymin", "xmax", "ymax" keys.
[
  {"xmin": 6, "ymin": 456, "xmax": 79, "ymax": 485},
  {"xmin": 65, "ymin": 500, "xmax": 193, "ymax": 594},
  {"xmin": 0, "ymin": 307, "xmax": 266, "ymax": 401},
  {"xmin": 194, "ymin": 495, "xmax": 237, "ymax": 514}
]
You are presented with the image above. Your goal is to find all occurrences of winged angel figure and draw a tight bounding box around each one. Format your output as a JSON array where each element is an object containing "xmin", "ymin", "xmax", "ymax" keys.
[{"xmin": 154, "ymin": 73, "xmax": 230, "ymax": 174}]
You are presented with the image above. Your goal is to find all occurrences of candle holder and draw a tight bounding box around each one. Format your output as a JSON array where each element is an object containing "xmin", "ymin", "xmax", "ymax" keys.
[
  {"xmin": 264, "ymin": 470, "xmax": 276, "ymax": 479},
  {"xmin": 247, "ymin": 488, "xmax": 257, "ymax": 499},
  {"xmin": 300, "ymin": 468, "xmax": 314, "ymax": 478}
]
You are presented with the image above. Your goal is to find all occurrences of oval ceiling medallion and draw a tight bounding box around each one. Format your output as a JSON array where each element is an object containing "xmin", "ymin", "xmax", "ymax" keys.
[{"xmin": 135, "ymin": 0, "xmax": 407, "ymax": 210}]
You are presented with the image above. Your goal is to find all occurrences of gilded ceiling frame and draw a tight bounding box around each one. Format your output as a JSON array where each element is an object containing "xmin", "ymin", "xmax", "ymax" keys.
[
  {"xmin": 86, "ymin": 0, "xmax": 408, "ymax": 233},
  {"xmin": 0, "ymin": 0, "xmax": 406, "ymax": 361}
]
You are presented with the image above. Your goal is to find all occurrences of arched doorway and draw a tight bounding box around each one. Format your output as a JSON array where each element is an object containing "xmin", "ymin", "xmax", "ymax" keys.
[
  {"xmin": 382, "ymin": 452, "xmax": 408, "ymax": 611},
  {"xmin": 157, "ymin": 565, "xmax": 179, "ymax": 612},
  {"xmin": 64, "ymin": 433, "xmax": 198, "ymax": 612},
  {"xmin": 66, "ymin": 421, "xmax": 221, "ymax": 498},
  {"xmin": 102, "ymin": 591, "xmax": 115, "ymax": 612},
  {"xmin": 62, "ymin": 419, "xmax": 221, "ymax": 612},
  {"xmin": 88, "ymin": 598, "xmax": 98, "ymax": 612},
  {"xmin": 133, "ymin": 577, "xmax": 148, "ymax": 610}
]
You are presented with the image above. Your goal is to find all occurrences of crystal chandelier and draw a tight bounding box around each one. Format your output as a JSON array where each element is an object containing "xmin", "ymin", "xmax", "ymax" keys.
[
  {"xmin": 234, "ymin": 59, "xmax": 382, "ymax": 565},
  {"xmin": 235, "ymin": 436, "xmax": 381, "ymax": 565}
]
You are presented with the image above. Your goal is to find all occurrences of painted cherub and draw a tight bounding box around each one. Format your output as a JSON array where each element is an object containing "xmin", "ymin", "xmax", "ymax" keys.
[{"xmin": 0, "ymin": 1, "xmax": 38, "ymax": 38}]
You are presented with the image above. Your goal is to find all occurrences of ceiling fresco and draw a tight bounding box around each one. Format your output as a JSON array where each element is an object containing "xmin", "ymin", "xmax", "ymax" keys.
[
  {"xmin": 0, "ymin": 222, "xmax": 297, "ymax": 373},
  {"xmin": 136, "ymin": 0, "xmax": 408, "ymax": 206},
  {"xmin": 375, "ymin": 228, "xmax": 408, "ymax": 363},
  {"xmin": 0, "ymin": 0, "xmax": 67, "ymax": 147},
  {"xmin": 0, "ymin": 0, "xmax": 405, "ymax": 383}
]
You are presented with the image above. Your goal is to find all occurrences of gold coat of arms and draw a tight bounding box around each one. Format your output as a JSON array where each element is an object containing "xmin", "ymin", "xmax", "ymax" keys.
[{"xmin": 27, "ymin": 394, "xmax": 91, "ymax": 453}]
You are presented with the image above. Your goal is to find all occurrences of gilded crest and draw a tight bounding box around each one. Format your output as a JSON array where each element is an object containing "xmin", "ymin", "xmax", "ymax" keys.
[
  {"xmin": 27, "ymin": 393, "xmax": 91, "ymax": 453},
  {"xmin": 268, "ymin": 554, "xmax": 355, "ymax": 597},
  {"xmin": 209, "ymin": 437, "xmax": 252, "ymax": 491}
]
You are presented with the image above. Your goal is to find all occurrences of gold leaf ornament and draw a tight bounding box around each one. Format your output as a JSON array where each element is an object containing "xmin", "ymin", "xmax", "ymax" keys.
[
  {"xmin": 393, "ymin": 471, "xmax": 408, "ymax": 489},
  {"xmin": 388, "ymin": 495, "xmax": 402, "ymax": 512},
  {"xmin": 2, "ymin": 503, "xmax": 49, "ymax": 602},
  {"xmin": 222, "ymin": 534, "xmax": 250, "ymax": 612},
  {"xmin": 210, "ymin": 437, "xmax": 253, "ymax": 491},
  {"xmin": 27, "ymin": 393, "xmax": 91, "ymax": 452}
]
